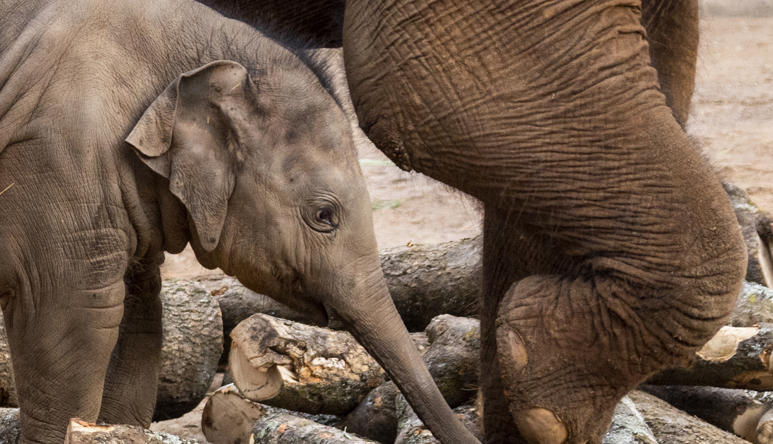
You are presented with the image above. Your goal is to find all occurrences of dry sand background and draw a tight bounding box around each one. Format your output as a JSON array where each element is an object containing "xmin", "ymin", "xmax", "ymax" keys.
[{"xmin": 161, "ymin": 4, "xmax": 773, "ymax": 279}]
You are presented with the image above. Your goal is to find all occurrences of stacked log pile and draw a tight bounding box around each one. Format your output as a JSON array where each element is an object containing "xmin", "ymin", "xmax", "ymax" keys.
[{"xmin": 0, "ymin": 184, "xmax": 772, "ymax": 443}]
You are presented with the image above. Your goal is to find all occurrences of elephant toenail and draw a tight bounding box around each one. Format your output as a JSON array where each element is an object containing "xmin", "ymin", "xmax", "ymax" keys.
[
  {"xmin": 513, "ymin": 408, "xmax": 567, "ymax": 444},
  {"xmin": 497, "ymin": 324, "xmax": 528, "ymax": 372}
]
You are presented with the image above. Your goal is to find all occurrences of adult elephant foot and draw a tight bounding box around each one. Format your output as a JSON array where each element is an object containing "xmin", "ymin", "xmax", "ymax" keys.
[
  {"xmin": 494, "ymin": 263, "xmax": 743, "ymax": 443},
  {"xmin": 494, "ymin": 276, "xmax": 634, "ymax": 443}
]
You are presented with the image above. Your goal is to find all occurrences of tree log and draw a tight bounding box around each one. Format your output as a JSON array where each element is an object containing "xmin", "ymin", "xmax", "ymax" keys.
[
  {"xmin": 342, "ymin": 382, "xmax": 400, "ymax": 444},
  {"xmin": 394, "ymin": 394, "xmax": 482, "ymax": 444},
  {"xmin": 379, "ymin": 236, "xmax": 481, "ymax": 331},
  {"xmin": 64, "ymin": 418, "xmax": 196, "ymax": 444},
  {"xmin": 201, "ymin": 384, "xmax": 341, "ymax": 444},
  {"xmin": 154, "ymin": 280, "xmax": 223, "ymax": 420},
  {"xmin": 602, "ymin": 396, "xmax": 657, "ymax": 444},
  {"xmin": 649, "ymin": 324, "xmax": 773, "ymax": 390},
  {"xmin": 725, "ymin": 182, "xmax": 773, "ymax": 287},
  {"xmin": 641, "ymin": 385, "xmax": 773, "ymax": 442},
  {"xmin": 251, "ymin": 412, "xmax": 376, "ymax": 444},
  {"xmin": 0, "ymin": 408, "xmax": 19, "ymax": 444},
  {"xmin": 228, "ymin": 314, "xmax": 386, "ymax": 415},
  {"xmin": 629, "ymin": 390, "xmax": 749, "ymax": 443},
  {"xmin": 730, "ymin": 281, "xmax": 773, "ymax": 327},
  {"xmin": 423, "ymin": 315, "xmax": 480, "ymax": 407}
]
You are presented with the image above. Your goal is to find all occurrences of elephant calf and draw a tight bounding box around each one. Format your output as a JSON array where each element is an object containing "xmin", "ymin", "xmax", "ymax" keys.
[{"xmin": 0, "ymin": 1, "xmax": 475, "ymax": 443}]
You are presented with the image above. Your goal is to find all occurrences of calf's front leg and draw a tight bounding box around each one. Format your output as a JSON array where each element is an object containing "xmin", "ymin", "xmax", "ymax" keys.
[{"xmin": 4, "ymin": 280, "xmax": 125, "ymax": 443}]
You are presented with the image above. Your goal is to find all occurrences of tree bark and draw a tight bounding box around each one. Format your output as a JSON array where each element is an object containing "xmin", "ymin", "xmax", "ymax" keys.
[
  {"xmin": 0, "ymin": 408, "xmax": 19, "ymax": 444},
  {"xmin": 0, "ymin": 322, "xmax": 16, "ymax": 408},
  {"xmin": 228, "ymin": 314, "xmax": 386, "ymax": 415},
  {"xmin": 379, "ymin": 237, "xmax": 481, "ymax": 331},
  {"xmin": 251, "ymin": 412, "xmax": 377, "ymax": 443},
  {"xmin": 202, "ymin": 384, "xmax": 342, "ymax": 444},
  {"xmin": 423, "ymin": 315, "xmax": 480, "ymax": 407},
  {"xmin": 730, "ymin": 281, "xmax": 773, "ymax": 327},
  {"xmin": 641, "ymin": 385, "xmax": 773, "ymax": 442},
  {"xmin": 724, "ymin": 182, "xmax": 773, "ymax": 288},
  {"xmin": 394, "ymin": 394, "xmax": 482, "ymax": 444},
  {"xmin": 629, "ymin": 390, "xmax": 749, "ymax": 443},
  {"xmin": 342, "ymin": 382, "xmax": 400, "ymax": 444},
  {"xmin": 64, "ymin": 418, "xmax": 196, "ymax": 444},
  {"xmin": 153, "ymin": 280, "xmax": 223, "ymax": 420},
  {"xmin": 648, "ymin": 324, "xmax": 773, "ymax": 390},
  {"xmin": 602, "ymin": 396, "xmax": 657, "ymax": 444}
]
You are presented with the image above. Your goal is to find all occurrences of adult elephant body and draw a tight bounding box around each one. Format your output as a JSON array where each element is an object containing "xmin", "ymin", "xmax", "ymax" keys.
[
  {"xmin": 342, "ymin": 0, "xmax": 745, "ymax": 442},
  {"xmin": 0, "ymin": 0, "xmax": 473, "ymax": 442}
]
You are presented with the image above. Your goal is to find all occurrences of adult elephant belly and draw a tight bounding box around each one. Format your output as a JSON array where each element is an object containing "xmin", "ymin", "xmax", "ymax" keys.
[{"xmin": 344, "ymin": 0, "xmax": 747, "ymax": 442}]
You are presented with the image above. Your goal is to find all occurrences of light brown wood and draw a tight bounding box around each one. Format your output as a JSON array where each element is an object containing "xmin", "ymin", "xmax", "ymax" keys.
[{"xmin": 228, "ymin": 314, "xmax": 386, "ymax": 414}]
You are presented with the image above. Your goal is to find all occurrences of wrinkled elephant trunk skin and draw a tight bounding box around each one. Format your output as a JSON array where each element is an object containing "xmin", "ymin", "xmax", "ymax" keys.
[{"xmin": 329, "ymin": 266, "xmax": 479, "ymax": 444}]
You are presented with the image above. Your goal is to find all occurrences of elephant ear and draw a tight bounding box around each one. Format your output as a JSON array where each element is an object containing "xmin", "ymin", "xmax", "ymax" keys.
[{"xmin": 126, "ymin": 60, "xmax": 257, "ymax": 252}]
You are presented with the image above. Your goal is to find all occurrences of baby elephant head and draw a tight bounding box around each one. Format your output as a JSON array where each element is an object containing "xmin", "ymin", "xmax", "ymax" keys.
[{"xmin": 127, "ymin": 59, "xmax": 377, "ymax": 325}]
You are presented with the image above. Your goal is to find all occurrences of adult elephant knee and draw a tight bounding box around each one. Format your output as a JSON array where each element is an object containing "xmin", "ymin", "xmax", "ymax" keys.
[{"xmin": 342, "ymin": 0, "xmax": 747, "ymax": 442}]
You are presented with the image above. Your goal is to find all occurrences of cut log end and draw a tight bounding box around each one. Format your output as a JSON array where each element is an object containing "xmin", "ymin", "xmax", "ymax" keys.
[{"xmin": 228, "ymin": 342, "xmax": 284, "ymax": 401}]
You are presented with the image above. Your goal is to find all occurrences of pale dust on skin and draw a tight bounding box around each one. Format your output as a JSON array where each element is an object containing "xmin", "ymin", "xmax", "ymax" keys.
[{"xmin": 153, "ymin": 10, "xmax": 773, "ymax": 441}]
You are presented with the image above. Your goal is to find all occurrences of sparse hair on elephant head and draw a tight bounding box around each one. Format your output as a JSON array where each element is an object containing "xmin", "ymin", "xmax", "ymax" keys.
[{"xmin": 127, "ymin": 61, "xmax": 252, "ymax": 253}]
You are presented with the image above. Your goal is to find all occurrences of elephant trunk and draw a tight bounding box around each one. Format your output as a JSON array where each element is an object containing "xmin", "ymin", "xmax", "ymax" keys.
[{"xmin": 329, "ymin": 260, "xmax": 480, "ymax": 444}]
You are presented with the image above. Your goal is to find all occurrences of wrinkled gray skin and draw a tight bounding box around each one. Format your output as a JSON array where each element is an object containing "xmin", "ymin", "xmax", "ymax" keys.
[{"xmin": 0, "ymin": 0, "xmax": 470, "ymax": 442}]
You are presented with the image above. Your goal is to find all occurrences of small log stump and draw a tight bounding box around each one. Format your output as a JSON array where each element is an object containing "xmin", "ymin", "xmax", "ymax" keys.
[{"xmin": 228, "ymin": 314, "xmax": 385, "ymax": 414}]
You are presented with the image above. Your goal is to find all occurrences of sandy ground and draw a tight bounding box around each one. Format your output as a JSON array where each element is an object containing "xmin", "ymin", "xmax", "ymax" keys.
[
  {"xmin": 691, "ymin": 17, "xmax": 773, "ymax": 216},
  {"xmin": 153, "ymin": 10, "xmax": 773, "ymax": 441}
]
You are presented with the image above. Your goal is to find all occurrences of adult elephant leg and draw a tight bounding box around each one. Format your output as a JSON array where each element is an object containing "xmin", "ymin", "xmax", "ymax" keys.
[
  {"xmin": 4, "ymin": 280, "xmax": 125, "ymax": 443},
  {"xmin": 344, "ymin": 1, "xmax": 746, "ymax": 440},
  {"xmin": 98, "ymin": 254, "xmax": 163, "ymax": 426},
  {"xmin": 490, "ymin": 115, "xmax": 747, "ymax": 443},
  {"xmin": 480, "ymin": 209, "xmax": 564, "ymax": 444},
  {"xmin": 642, "ymin": 0, "xmax": 699, "ymax": 126}
]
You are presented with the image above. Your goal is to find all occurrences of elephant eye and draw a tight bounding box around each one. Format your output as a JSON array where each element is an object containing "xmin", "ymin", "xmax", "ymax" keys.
[
  {"xmin": 316, "ymin": 208, "xmax": 336, "ymax": 227},
  {"xmin": 303, "ymin": 200, "xmax": 340, "ymax": 233}
]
